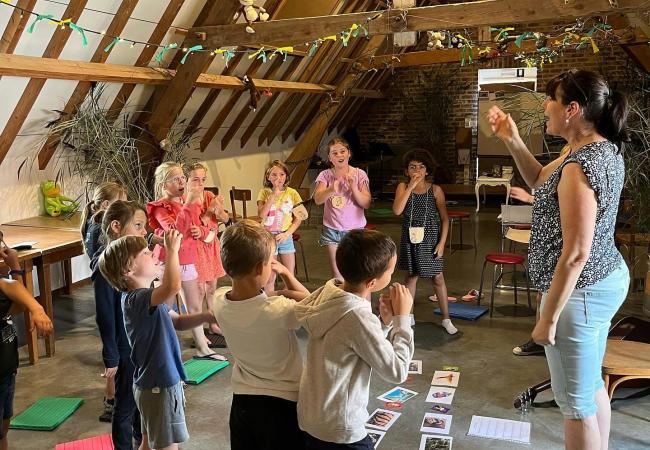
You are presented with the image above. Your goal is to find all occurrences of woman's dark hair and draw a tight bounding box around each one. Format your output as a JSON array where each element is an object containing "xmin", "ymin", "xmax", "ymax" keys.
[
  {"xmin": 545, "ymin": 69, "xmax": 630, "ymax": 143},
  {"xmin": 403, "ymin": 149, "xmax": 437, "ymax": 175}
]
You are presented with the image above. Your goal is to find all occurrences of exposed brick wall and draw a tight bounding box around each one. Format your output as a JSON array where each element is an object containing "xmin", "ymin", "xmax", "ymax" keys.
[{"xmin": 354, "ymin": 39, "xmax": 637, "ymax": 184}]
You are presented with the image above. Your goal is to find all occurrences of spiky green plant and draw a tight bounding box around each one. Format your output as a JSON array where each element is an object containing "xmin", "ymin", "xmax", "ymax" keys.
[{"xmin": 23, "ymin": 84, "xmax": 198, "ymax": 205}]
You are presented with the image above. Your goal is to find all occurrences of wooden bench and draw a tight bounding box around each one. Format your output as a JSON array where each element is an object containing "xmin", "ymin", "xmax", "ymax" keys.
[{"xmin": 603, "ymin": 339, "xmax": 650, "ymax": 400}]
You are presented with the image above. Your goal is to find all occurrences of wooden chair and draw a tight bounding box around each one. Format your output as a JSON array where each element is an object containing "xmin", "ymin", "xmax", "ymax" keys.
[
  {"xmin": 230, "ymin": 186, "xmax": 255, "ymax": 222},
  {"xmin": 205, "ymin": 186, "xmax": 219, "ymax": 196}
]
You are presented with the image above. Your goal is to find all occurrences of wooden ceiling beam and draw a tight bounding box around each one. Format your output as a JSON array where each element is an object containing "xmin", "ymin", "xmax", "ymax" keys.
[
  {"xmin": 198, "ymin": 58, "xmax": 266, "ymax": 151},
  {"xmin": 37, "ymin": 0, "xmax": 140, "ymax": 170},
  {"xmin": 181, "ymin": 52, "xmax": 245, "ymax": 138},
  {"xmin": 188, "ymin": 0, "xmax": 646, "ymax": 48},
  {"xmin": 220, "ymin": 56, "xmax": 286, "ymax": 151},
  {"xmin": 256, "ymin": 0, "xmax": 364, "ymax": 147},
  {"xmin": 135, "ymin": 1, "xmax": 241, "ymax": 163},
  {"xmin": 338, "ymin": 69, "xmax": 392, "ymax": 132},
  {"xmin": 279, "ymin": 43, "xmax": 351, "ymax": 143},
  {"xmin": 285, "ymin": 36, "xmax": 368, "ymax": 143},
  {"xmin": 329, "ymin": 71, "xmax": 376, "ymax": 133},
  {"xmin": 0, "ymin": 53, "xmax": 387, "ymax": 95},
  {"xmin": 239, "ymin": 57, "xmax": 301, "ymax": 148},
  {"xmin": 0, "ymin": 0, "xmax": 36, "ymax": 54},
  {"xmin": 106, "ymin": 0, "xmax": 187, "ymax": 121},
  {"xmin": 185, "ymin": 0, "xmax": 285, "ymax": 141},
  {"xmin": 0, "ymin": 0, "xmax": 88, "ymax": 167},
  {"xmin": 287, "ymin": 34, "xmax": 386, "ymax": 188}
]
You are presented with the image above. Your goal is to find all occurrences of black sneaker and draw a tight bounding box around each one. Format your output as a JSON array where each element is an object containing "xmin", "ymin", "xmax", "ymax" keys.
[
  {"xmin": 98, "ymin": 397, "xmax": 114, "ymax": 423},
  {"xmin": 513, "ymin": 339, "xmax": 545, "ymax": 356}
]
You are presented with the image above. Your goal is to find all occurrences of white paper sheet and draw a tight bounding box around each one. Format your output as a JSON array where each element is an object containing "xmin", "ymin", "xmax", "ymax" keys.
[{"xmin": 467, "ymin": 415, "xmax": 531, "ymax": 444}]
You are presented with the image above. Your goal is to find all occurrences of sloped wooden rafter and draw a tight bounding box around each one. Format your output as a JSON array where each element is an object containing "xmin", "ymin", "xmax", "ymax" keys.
[
  {"xmin": 219, "ymin": 56, "xmax": 286, "ymax": 151},
  {"xmin": 134, "ymin": 1, "xmax": 242, "ymax": 163},
  {"xmin": 256, "ymin": 0, "xmax": 367, "ymax": 147},
  {"xmin": 0, "ymin": 0, "xmax": 88, "ymax": 167},
  {"xmin": 185, "ymin": 0, "xmax": 285, "ymax": 143},
  {"xmin": 106, "ymin": 0, "xmax": 187, "ymax": 122},
  {"xmin": 0, "ymin": 0, "xmax": 36, "ymax": 54},
  {"xmin": 37, "ymin": 0, "xmax": 141, "ymax": 170},
  {"xmin": 199, "ymin": 57, "xmax": 266, "ymax": 150},
  {"xmin": 239, "ymin": 57, "xmax": 301, "ymax": 148}
]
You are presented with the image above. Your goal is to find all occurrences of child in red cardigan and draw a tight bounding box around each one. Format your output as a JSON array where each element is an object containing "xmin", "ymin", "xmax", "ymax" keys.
[{"xmin": 147, "ymin": 161, "xmax": 226, "ymax": 361}]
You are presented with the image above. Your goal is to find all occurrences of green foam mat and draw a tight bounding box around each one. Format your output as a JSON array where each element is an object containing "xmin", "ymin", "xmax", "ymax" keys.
[
  {"xmin": 368, "ymin": 208, "xmax": 394, "ymax": 217},
  {"xmin": 183, "ymin": 359, "xmax": 230, "ymax": 385},
  {"xmin": 10, "ymin": 397, "xmax": 84, "ymax": 431}
]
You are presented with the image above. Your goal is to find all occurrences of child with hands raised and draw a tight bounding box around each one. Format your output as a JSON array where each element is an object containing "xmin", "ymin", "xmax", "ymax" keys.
[
  {"xmin": 147, "ymin": 162, "xmax": 224, "ymax": 361},
  {"xmin": 392, "ymin": 150, "xmax": 457, "ymax": 335},
  {"xmin": 257, "ymin": 160, "xmax": 303, "ymax": 292},
  {"xmin": 99, "ymin": 229, "xmax": 220, "ymax": 450},
  {"xmin": 314, "ymin": 138, "xmax": 371, "ymax": 279}
]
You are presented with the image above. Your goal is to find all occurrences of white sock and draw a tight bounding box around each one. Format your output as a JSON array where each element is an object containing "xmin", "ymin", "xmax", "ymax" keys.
[
  {"xmin": 442, "ymin": 319, "xmax": 458, "ymax": 335},
  {"xmin": 410, "ymin": 313, "xmax": 415, "ymax": 326}
]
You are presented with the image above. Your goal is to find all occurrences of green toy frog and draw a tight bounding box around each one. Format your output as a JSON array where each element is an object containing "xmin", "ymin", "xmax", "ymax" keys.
[{"xmin": 41, "ymin": 180, "xmax": 79, "ymax": 217}]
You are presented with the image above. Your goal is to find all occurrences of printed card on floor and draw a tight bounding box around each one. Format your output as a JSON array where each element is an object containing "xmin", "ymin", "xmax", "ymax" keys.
[
  {"xmin": 365, "ymin": 408, "xmax": 401, "ymax": 431},
  {"xmin": 377, "ymin": 386, "xmax": 419, "ymax": 404},
  {"xmin": 431, "ymin": 370, "xmax": 460, "ymax": 388},
  {"xmin": 431, "ymin": 405, "xmax": 450, "ymax": 414},
  {"xmin": 419, "ymin": 434, "xmax": 453, "ymax": 450},
  {"xmin": 425, "ymin": 386, "xmax": 456, "ymax": 405},
  {"xmin": 420, "ymin": 412, "xmax": 453, "ymax": 435},
  {"xmin": 366, "ymin": 429, "xmax": 386, "ymax": 448},
  {"xmin": 409, "ymin": 360, "xmax": 423, "ymax": 374}
]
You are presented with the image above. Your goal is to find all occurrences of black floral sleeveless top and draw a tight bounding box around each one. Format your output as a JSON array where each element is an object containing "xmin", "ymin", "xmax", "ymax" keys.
[{"xmin": 528, "ymin": 141, "xmax": 624, "ymax": 292}]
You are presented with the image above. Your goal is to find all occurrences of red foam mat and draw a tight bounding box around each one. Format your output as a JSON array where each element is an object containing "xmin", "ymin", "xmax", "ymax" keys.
[{"xmin": 55, "ymin": 434, "xmax": 113, "ymax": 450}]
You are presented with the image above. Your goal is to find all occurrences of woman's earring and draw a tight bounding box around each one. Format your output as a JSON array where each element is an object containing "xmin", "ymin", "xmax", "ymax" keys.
[{"xmin": 565, "ymin": 118, "xmax": 569, "ymax": 125}]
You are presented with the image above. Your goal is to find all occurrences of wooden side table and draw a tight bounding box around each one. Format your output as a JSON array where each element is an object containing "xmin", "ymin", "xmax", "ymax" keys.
[
  {"xmin": 602, "ymin": 339, "xmax": 650, "ymax": 400},
  {"xmin": 475, "ymin": 173, "xmax": 514, "ymax": 212}
]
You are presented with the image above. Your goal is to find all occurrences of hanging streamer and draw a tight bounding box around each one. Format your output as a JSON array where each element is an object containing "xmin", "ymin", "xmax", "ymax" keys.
[
  {"xmin": 69, "ymin": 22, "xmax": 87, "ymax": 47},
  {"xmin": 155, "ymin": 42, "xmax": 178, "ymax": 62},
  {"xmin": 27, "ymin": 14, "xmax": 54, "ymax": 33},
  {"xmin": 104, "ymin": 37, "xmax": 121, "ymax": 52},
  {"xmin": 270, "ymin": 46, "xmax": 293, "ymax": 61},
  {"xmin": 180, "ymin": 44, "xmax": 203, "ymax": 64}
]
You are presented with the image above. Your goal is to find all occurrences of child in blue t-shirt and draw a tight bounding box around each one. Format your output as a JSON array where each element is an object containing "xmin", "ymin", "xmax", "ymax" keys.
[{"xmin": 99, "ymin": 230, "xmax": 219, "ymax": 450}]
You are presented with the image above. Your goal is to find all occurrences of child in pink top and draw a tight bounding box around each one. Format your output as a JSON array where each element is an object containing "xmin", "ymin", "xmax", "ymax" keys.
[
  {"xmin": 185, "ymin": 163, "xmax": 228, "ymax": 336},
  {"xmin": 313, "ymin": 137, "xmax": 371, "ymax": 278},
  {"xmin": 147, "ymin": 162, "xmax": 226, "ymax": 362}
]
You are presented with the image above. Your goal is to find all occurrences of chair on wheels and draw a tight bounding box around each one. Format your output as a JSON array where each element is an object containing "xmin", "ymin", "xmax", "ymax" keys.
[{"xmin": 477, "ymin": 252, "xmax": 531, "ymax": 317}]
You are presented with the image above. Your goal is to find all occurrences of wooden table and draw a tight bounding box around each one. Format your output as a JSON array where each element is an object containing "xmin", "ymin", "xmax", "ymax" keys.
[
  {"xmin": 0, "ymin": 223, "xmax": 84, "ymax": 364},
  {"xmin": 603, "ymin": 340, "xmax": 650, "ymax": 400},
  {"xmin": 4, "ymin": 212, "xmax": 81, "ymax": 231}
]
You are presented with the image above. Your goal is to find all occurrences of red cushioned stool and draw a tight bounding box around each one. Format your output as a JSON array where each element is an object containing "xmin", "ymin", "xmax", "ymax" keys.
[
  {"xmin": 477, "ymin": 252, "xmax": 531, "ymax": 317},
  {"xmin": 292, "ymin": 233, "xmax": 309, "ymax": 282},
  {"xmin": 447, "ymin": 211, "xmax": 473, "ymax": 253}
]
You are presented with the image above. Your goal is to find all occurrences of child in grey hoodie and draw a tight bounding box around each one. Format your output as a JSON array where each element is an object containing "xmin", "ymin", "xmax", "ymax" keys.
[{"xmin": 295, "ymin": 229, "xmax": 414, "ymax": 449}]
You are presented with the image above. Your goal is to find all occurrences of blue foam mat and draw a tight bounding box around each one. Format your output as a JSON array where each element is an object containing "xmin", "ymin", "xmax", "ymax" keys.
[{"xmin": 434, "ymin": 302, "xmax": 488, "ymax": 320}]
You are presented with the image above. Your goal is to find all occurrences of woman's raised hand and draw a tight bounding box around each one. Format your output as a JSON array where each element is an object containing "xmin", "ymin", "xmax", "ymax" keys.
[{"xmin": 487, "ymin": 105, "xmax": 519, "ymax": 143}]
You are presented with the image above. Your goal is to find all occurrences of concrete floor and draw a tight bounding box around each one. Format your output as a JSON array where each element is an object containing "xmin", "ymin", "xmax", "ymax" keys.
[{"xmin": 9, "ymin": 204, "xmax": 650, "ymax": 449}]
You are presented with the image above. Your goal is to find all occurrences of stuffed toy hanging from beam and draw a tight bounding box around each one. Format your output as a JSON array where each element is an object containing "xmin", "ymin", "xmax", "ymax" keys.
[
  {"xmin": 427, "ymin": 31, "xmax": 446, "ymax": 50},
  {"xmin": 234, "ymin": 0, "xmax": 270, "ymax": 34}
]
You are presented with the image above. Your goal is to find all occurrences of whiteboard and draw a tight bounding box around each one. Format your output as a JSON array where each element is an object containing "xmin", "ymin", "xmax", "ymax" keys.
[{"xmin": 478, "ymin": 92, "xmax": 545, "ymax": 156}]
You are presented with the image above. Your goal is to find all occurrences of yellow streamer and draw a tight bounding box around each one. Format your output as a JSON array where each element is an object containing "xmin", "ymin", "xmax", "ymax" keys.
[
  {"xmin": 248, "ymin": 47, "xmax": 265, "ymax": 59},
  {"xmin": 323, "ymin": 35, "xmax": 337, "ymax": 41}
]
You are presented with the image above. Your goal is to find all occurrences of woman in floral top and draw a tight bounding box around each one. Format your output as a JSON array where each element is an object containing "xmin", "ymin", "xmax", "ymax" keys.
[{"xmin": 488, "ymin": 69, "xmax": 630, "ymax": 449}]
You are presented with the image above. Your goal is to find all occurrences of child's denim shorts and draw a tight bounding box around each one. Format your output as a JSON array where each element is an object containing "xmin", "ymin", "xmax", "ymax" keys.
[
  {"xmin": 272, "ymin": 232, "xmax": 296, "ymax": 255},
  {"xmin": 318, "ymin": 226, "xmax": 349, "ymax": 247},
  {"xmin": 541, "ymin": 260, "xmax": 629, "ymax": 419}
]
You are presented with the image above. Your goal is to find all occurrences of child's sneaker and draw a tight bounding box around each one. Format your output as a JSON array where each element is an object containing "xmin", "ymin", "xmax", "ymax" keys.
[
  {"xmin": 441, "ymin": 319, "xmax": 458, "ymax": 335},
  {"xmin": 98, "ymin": 397, "xmax": 114, "ymax": 423}
]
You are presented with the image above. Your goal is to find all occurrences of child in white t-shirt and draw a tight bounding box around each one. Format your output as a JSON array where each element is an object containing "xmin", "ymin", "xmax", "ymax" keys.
[{"xmin": 213, "ymin": 220, "xmax": 310, "ymax": 450}]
